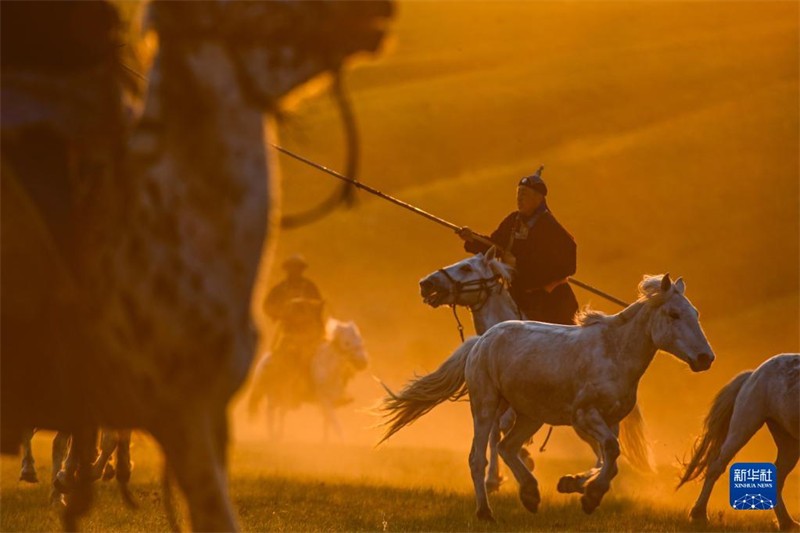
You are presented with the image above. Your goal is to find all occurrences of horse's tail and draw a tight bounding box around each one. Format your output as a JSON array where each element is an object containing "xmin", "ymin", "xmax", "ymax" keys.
[
  {"xmin": 678, "ymin": 371, "xmax": 753, "ymax": 487},
  {"xmin": 247, "ymin": 356, "xmax": 269, "ymax": 419},
  {"xmin": 619, "ymin": 403, "xmax": 655, "ymax": 472},
  {"xmin": 377, "ymin": 337, "xmax": 477, "ymax": 444}
]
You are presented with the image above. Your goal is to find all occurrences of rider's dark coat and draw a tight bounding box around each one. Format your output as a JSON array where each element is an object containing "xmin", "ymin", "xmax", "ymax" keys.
[
  {"xmin": 264, "ymin": 277, "xmax": 322, "ymax": 321},
  {"xmin": 465, "ymin": 206, "xmax": 578, "ymax": 324}
]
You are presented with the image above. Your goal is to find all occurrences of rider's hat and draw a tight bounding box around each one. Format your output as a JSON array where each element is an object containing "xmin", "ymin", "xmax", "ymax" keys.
[
  {"xmin": 518, "ymin": 166, "xmax": 547, "ymax": 196},
  {"xmin": 282, "ymin": 254, "xmax": 308, "ymax": 271}
]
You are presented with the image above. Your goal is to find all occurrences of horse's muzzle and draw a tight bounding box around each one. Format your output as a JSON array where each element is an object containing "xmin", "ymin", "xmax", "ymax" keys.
[
  {"xmin": 419, "ymin": 278, "xmax": 448, "ymax": 308},
  {"xmin": 690, "ymin": 352, "xmax": 715, "ymax": 372}
]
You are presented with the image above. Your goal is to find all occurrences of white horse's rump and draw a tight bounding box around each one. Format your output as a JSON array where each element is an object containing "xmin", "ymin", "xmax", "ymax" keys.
[
  {"xmin": 250, "ymin": 319, "xmax": 368, "ymax": 440},
  {"xmin": 679, "ymin": 354, "xmax": 799, "ymax": 531}
]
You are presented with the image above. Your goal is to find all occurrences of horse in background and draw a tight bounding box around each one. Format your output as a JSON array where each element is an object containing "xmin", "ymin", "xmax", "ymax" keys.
[
  {"xmin": 679, "ymin": 353, "xmax": 799, "ymax": 531},
  {"xmin": 250, "ymin": 312, "xmax": 368, "ymax": 441}
]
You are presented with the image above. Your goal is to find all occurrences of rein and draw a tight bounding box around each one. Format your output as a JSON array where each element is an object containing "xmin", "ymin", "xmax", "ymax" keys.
[{"xmin": 437, "ymin": 268, "xmax": 508, "ymax": 342}]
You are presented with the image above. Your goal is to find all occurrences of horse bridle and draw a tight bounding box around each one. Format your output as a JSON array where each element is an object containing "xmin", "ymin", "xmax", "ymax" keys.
[{"xmin": 437, "ymin": 268, "xmax": 508, "ymax": 342}]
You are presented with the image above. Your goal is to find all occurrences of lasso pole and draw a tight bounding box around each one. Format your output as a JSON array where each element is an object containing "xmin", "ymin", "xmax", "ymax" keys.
[{"xmin": 273, "ymin": 144, "xmax": 630, "ymax": 307}]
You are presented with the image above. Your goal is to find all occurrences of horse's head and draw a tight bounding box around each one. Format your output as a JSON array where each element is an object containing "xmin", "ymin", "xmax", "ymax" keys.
[
  {"xmin": 645, "ymin": 274, "xmax": 715, "ymax": 372},
  {"xmin": 419, "ymin": 247, "xmax": 514, "ymax": 308},
  {"xmin": 328, "ymin": 320, "xmax": 368, "ymax": 371},
  {"xmin": 150, "ymin": 1, "xmax": 393, "ymax": 113}
]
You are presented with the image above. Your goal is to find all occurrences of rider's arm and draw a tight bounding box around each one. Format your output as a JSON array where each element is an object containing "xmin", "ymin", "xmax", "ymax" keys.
[{"xmin": 463, "ymin": 213, "xmax": 515, "ymax": 254}]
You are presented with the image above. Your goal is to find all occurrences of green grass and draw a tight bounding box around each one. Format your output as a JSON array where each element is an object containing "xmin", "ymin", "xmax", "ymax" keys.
[{"xmin": 2, "ymin": 436, "xmax": 795, "ymax": 532}]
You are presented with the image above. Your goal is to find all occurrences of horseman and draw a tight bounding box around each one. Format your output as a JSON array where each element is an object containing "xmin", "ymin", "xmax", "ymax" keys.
[
  {"xmin": 263, "ymin": 255, "xmax": 326, "ymax": 404},
  {"xmin": 265, "ymin": 254, "xmax": 323, "ymax": 323},
  {"xmin": 457, "ymin": 169, "xmax": 578, "ymax": 325}
]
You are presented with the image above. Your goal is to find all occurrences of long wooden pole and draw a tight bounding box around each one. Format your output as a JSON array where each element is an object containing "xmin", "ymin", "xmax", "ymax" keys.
[{"xmin": 274, "ymin": 144, "xmax": 630, "ymax": 307}]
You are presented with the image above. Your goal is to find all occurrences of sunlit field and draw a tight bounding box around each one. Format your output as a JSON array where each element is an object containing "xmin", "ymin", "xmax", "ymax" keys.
[
  {"xmin": 2, "ymin": 433, "xmax": 796, "ymax": 532},
  {"xmin": 2, "ymin": 0, "xmax": 797, "ymax": 531}
]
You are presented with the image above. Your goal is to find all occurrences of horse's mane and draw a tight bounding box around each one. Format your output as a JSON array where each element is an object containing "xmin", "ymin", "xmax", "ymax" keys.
[
  {"xmin": 325, "ymin": 318, "xmax": 359, "ymax": 340},
  {"xmin": 575, "ymin": 274, "xmax": 669, "ymax": 327},
  {"xmin": 488, "ymin": 257, "xmax": 515, "ymax": 284},
  {"xmin": 325, "ymin": 318, "xmax": 343, "ymax": 340}
]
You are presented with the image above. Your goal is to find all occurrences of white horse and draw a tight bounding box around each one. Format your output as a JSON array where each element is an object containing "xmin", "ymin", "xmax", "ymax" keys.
[
  {"xmin": 382, "ymin": 273, "xmax": 713, "ymax": 520},
  {"xmin": 250, "ymin": 319, "xmax": 368, "ymax": 441},
  {"xmin": 410, "ymin": 250, "xmax": 652, "ymax": 490},
  {"xmin": 679, "ymin": 353, "xmax": 799, "ymax": 531}
]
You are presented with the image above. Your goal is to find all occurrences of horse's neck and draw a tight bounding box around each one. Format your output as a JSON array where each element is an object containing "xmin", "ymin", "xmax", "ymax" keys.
[
  {"xmin": 471, "ymin": 286, "xmax": 521, "ymax": 335},
  {"xmin": 606, "ymin": 302, "xmax": 658, "ymax": 382},
  {"xmin": 115, "ymin": 42, "xmax": 271, "ymax": 394}
]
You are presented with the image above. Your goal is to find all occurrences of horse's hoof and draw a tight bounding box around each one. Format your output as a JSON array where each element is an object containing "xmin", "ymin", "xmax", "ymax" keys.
[
  {"xmin": 580, "ymin": 493, "xmax": 599, "ymax": 515},
  {"xmin": 102, "ymin": 463, "xmax": 116, "ymax": 481},
  {"xmin": 519, "ymin": 484, "xmax": 540, "ymax": 514},
  {"xmin": 50, "ymin": 492, "xmax": 65, "ymax": 508},
  {"xmin": 580, "ymin": 483, "xmax": 605, "ymax": 515},
  {"xmin": 519, "ymin": 447, "xmax": 535, "ymax": 471},
  {"xmin": 557, "ymin": 475, "xmax": 583, "ymax": 494},
  {"xmin": 689, "ymin": 507, "xmax": 708, "ymax": 524},
  {"xmin": 476, "ymin": 508, "xmax": 496, "ymax": 522},
  {"xmin": 778, "ymin": 519, "xmax": 800, "ymax": 532},
  {"xmin": 486, "ymin": 475, "xmax": 505, "ymax": 494},
  {"xmin": 20, "ymin": 467, "xmax": 38, "ymax": 484},
  {"xmin": 53, "ymin": 471, "xmax": 73, "ymax": 494}
]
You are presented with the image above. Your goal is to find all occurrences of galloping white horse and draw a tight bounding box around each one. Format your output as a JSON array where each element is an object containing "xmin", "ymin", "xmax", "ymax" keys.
[
  {"xmin": 250, "ymin": 319, "xmax": 368, "ymax": 440},
  {"xmin": 679, "ymin": 353, "xmax": 799, "ymax": 531},
  {"xmin": 383, "ymin": 274, "xmax": 713, "ymax": 520},
  {"xmin": 410, "ymin": 250, "xmax": 651, "ymax": 490}
]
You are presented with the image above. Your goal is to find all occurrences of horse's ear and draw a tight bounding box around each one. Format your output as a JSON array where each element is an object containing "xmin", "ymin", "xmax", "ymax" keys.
[
  {"xmin": 485, "ymin": 246, "xmax": 497, "ymax": 261},
  {"xmin": 674, "ymin": 277, "xmax": 685, "ymax": 294},
  {"xmin": 661, "ymin": 273, "xmax": 672, "ymax": 292},
  {"xmin": 488, "ymin": 257, "xmax": 514, "ymax": 283}
]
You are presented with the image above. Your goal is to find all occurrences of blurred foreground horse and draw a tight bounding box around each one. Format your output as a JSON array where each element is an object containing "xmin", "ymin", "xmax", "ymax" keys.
[
  {"xmin": 1, "ymin": 1, "xmax": 391, "ymax": 530},
  {"xmin": 679, "ymin": 353, "xmax": 799, "ymax": 531},
  {"xmin": 382, "ymin": 274, "xmax": 714, "ymax": 520},
  {"xmin": 250, "ymin": 313, "xmax": 368, "ymax": 441}
]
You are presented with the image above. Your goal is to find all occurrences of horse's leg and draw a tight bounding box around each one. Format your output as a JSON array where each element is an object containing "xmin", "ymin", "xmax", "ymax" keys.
[
  {"xmin": 573, "ymin": 407, "xmax": 619, "ymax": 514},
  {"xmin": 265, "ymin": 403, "xmax": 275, "ymax": 441},
  {"xmin": 276, "ymin": 408, "xmax": 286, "ymax": 442},
  {"xmin": 160, "ymin": 411, "xmax": 239, "ymax": 532},
  {"xmin": 689, "ymin": 411, "xmax": 764, "ymax": 523},
  {"xmin": 115, "ymin": 430, "xmax": 137, "ymax": 509},
  {"xmin": 486, "ymin": 405, "xmax": 511, "ymax": 493},
  {"xmin": 768, "ymin": 421, "xmax": 799, "ymax": 531},
  {"xmin": 50, "ymin": 432, "xmax": 70, "ymax": 505},
  {"xmin": 557, "ymin": 426, "xmax": 603, "ymax": 494},
  {"xmin": 91, "ymin": 430, "xmax": 118, "ymax": 481},
  {"xmin": 20, "ymin": 428, "xmax": 38, "ymax": 483},
  {"xmin": 486, "ymin": 418, "xmax": 503, "ymax": 493},
  {"xmin": 468, "ymin": 389, "xmax": 499, "ymax": 522},
  {"xmin": 55, "ymin": 432, "xmax": 79, "ymax": 495},
  {"xmin": 319, "ymin": 403, "xmax": 343, "ymax": 442},
  {"xmin": 61, "ymin": 427, "xmax": 95, "ymax": 533},
  {"xmin": 115, "ymin": 430, "xmax": 133, "ymax": 483},
  {"xmin": 497, "ymin": 413, "xmax": 543, "ymax": 514}
]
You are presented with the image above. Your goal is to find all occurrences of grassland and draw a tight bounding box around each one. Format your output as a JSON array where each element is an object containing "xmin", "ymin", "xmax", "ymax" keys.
[{"xmin": 2, "ymin": 434, "xmax": 795, "ymax": 532}]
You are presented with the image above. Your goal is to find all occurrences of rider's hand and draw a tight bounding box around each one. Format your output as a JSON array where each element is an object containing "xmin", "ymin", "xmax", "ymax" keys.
[{"xmin": 457, "ymin": 227, "xmax": 474, "ymax": 242}]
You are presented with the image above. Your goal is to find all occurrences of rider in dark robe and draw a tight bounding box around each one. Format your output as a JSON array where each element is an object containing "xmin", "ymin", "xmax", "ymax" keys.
[
  {"xmin": 458, "ymin": 170, "xmax": 579, "ymax": 325},
  {"xmin": 264, "ymin": 255, "xmax": 325, "ymax": 404}
]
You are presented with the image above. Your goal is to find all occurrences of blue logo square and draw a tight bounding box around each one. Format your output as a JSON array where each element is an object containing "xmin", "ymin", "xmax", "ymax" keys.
[{"xmin": 729, "ymin": 462, "xmax": 777, "ymax": 510}]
